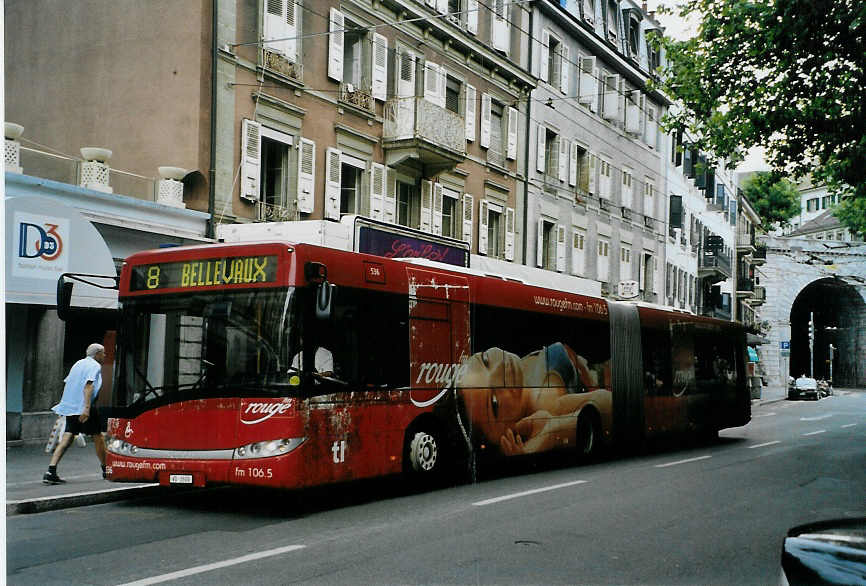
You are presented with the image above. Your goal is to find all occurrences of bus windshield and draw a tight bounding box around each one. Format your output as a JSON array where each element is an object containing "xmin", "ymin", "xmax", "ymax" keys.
[{"xmin": 116, "ymin": 288, "xmax": 299, "ymax": 406}]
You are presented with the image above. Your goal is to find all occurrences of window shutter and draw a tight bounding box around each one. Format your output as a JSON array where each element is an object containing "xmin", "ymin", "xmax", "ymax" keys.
[
  {"xmin": 591, "ymin": 67, "xmax": 600, "ymax": 112},
  {"xmin": 324, "ymin": 147, "xmax": 342, "ymax": 220},
  {"xmin": 420, "ymin": 180, "xmax": 433, "ymax": 232},
  {"xmin": 669, "ymin": 194, "xmax": 683, "ymax": 229},
  {"xmin": 383, "ymin": 167, "xmax": 397, "ymax": 223},
  {"xmin": 560, "ymin": 45, "xmax": 570, "ymax": 94},
  {"xmin": 462, "ymin": 193, "xmax": 474, "ymax": 243},
  {"xmin": 296, "ymin": 137, "xmax": 315, "ymax": 213},
  {"xmin": 540, "ymin": 30, "xmax": 550, "ymax": 82},
  {"xmin": 599, "ymin": 159, "xmax": 610, "ymax": 198},
  {"xmin": 579, "ymin": 150, "xmax": 590, "ymax": 193},
  {"xmin": 652, "ymin": 258, "xmax": 658, "ymax": 294},
  {"xmin": 536, "ymin": 218, "xmax": 545, "ymax": 267},
  {"xmin": 536, "ymin": 124, "xmax": 546, "ymax": 172},
  {"xmin": 438, "ymin": 66, "xmax": 447, "ymax": 109},
  {"xmin": 327, "ymin": 8, "xmax": 344, "ymax": 81},
  {"xmin": 505, "ymin": 207, "xmax": 515, "ymax": 261},
  {"xmin": 240, "ymin": 119, "xmax": 261, "ymax": 202},
  {"xmin": 369, "ymin": 163, "xmax": 385, "ymax": 221},
  {"xmin": 465, "ymin": 84, "xmax": 476, "ymax": 142},
  {"xmin": 572, "ymin": 231, "xmax": 585, "ymax": 274},
  {"xmin": 558, "ymin": 137, "xmax": 568, "ymax": 182},
  {"xmin": 491, "ymin": 0, "xmax": 509, "ymax": 52},
  {"xmin": 480, "ymin": 93, "xmax": 492, "ymax": 149},
  {"xmin": 579, "ymin": 56, "xmax": 597, "ymax": 105},
  {"xmin": 265, "ymin": 0, "xmax": 296, "ymax": 61},
  {"xmin": 478, "ymin": 199, "xmax": 489, "ymax": 255},
  {"xmin": 432, "ymin": 182, "xmax": 443, "ymax": 235},
  {"xmin": 588, "ymin": 152, "xmax": 598, "ymax": 195},
  {"xmin": 397, "ymin": 50, "xmax": 416, "ymax": 97},
  {"xmin": 625, "ymin": 90, "xmax": 641, "ymax": 134},
  {"xmin": 506, "ymin": 107, "xmax": 518, "ymax": 160},
  {"xmin": 603, "ymin": 74, "xmax": 620, "ymax": 120},
  {"xmin": 467, "ymin": 0, "xmax": 479, "ymax": 34},
  {"xmin": 436, "ymin": 0, "xmax": 448, "ymax": 14},
  {"xmin": 556, "ymin": 224, "xmax": 566, "ymax": 272},
  {"xmin": 372, "ymin": 34, "xmax": 388, "ymax": 101},
  {"xmin": 645, "ymin": 104, "xmax": 658, "ymax": 148},
  {"xmin": 424, "ymin": 62, "xmax": 439, "ymax": 104},
  {"xmin": 621, "ymin": 170, "xmax": 633, "ymax": 208},
  {"xmin": 569, "ymin": 142, "xmax": 578, "ymax": 186}
]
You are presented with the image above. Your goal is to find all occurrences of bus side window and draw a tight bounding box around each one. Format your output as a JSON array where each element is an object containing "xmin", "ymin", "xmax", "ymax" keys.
[{"xmin": 641, "ymin": 327, "xmax": 671, "ymax": 396}]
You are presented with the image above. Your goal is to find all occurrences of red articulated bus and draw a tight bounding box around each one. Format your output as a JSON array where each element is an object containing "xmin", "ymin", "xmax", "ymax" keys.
[{"xmin": 99, "ymin": 240, "xmax": 750, "ymax": 488}]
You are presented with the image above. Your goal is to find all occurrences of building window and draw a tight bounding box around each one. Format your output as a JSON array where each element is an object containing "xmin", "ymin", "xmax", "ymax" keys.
[
  {"xmin": 822, "ymin": 195, "xmax": 832, "ymax": 209},
  {"xmin": 490, "ymin": 100, "xmax": 504, "ymax": 159},
  {"xmin": 342, "ymin": 23, "xmax": 368, "ymax": 87},
  {"xmin": 606, "ymin": 0, "xmax": 618, "ymax": 43},
  {"xmin": 647, "ymin": 31, "xmax": 661, "ymax": 72},
  {"xmin": 583, "ymin": 0, "xmax": 595, "ymax": 25},
  {"xmin": 340, "ymin": 163, "xmax": 363, "ymax": 215},
  {"xmin": 622, "ymin": 168, "xmax": 633, "ymax": 208},
  {"xmin": 397, "ymin": 181, "xmax": 419, "ymax": 228},
  {"xmin": 541, "ymin": 220, "xmax": 556, "ymax": 270},
  {"xmin": 547, "ymin": 35, "xmax": 562, "ymax": 87},
  {"xmin": 572, "ymin": 230, "xmax": 586, "ymax": 275},
  {"xmin": 445, "ymin": 74, "xmax": 461, "ymax": 114},
  {"xmin": 261, "ymin": 136, "xmax": 291, "ymax": 208},
  {"xmin": 487, "ymin": 206, "xmax": 503, "ymax": 258},
  {"xmin": 620, "ymin": 245, "xmax": 631, "ymax": 281},
  {"xmin": 628, "ymin": 17, "xmax": 640, "ymax": 58},
  {"xmin": 442, "ymin": 190, "xmax": 459, "ymax": 238},
  {"xmin": 807, "ymin": 198, "xmax": 819, "ymax": 212},
  {"xmin": 545, "ymin": 128, "xmax": 559, "ymax": 177}
]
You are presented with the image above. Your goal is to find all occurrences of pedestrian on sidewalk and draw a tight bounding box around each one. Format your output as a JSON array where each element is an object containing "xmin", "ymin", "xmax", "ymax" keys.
[{"xmin": 43, "ymin": 343, "xmax": 108, "ymax": 485}]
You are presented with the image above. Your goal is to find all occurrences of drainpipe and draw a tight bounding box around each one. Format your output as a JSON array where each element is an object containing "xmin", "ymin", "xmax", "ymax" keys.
[
  {"xmin": 521, "ymin": 7, "xmax": 534, "ymax": 264},
  {"xmin": 207, "ymin": 0, "xmax": 218, "ymax": 239}
]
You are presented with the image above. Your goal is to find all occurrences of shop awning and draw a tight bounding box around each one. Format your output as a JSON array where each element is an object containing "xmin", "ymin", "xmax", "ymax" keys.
[{"xmin": 5, "ymin": 195, "xmax": 117, "ymax": 308}]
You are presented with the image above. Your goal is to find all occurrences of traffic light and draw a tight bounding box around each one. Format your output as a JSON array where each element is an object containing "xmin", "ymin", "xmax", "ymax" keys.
[{"xmin": 808, "ymin": 320, "xmax": 814, "ymax": 342}]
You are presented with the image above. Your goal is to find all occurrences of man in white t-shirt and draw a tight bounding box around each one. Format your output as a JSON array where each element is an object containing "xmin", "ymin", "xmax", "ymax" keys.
[{"xmin": 43, "ymin": 343, "xmax": 108, "ymax": 484}]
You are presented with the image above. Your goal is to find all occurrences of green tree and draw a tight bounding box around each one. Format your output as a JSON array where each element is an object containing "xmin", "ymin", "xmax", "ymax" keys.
[
  {"xmin": 656, "ymin": 0, "xmax": 866, "ymax": 236},
  {"xmin": 740, "ymin": 172, "xmax": 800, "ymax": 231}
]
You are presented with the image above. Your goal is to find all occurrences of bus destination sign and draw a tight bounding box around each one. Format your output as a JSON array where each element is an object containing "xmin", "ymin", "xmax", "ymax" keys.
[{"xmin": 130, "ymin": 255, "xmax": 279, "ymax": 291}]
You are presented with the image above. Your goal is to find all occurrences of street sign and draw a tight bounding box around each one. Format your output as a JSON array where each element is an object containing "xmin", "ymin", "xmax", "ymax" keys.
[
  {"xmin": 617, "ymin": 280, "xmax": 639, "ymax": 299},
  {"xmin": 781, "ymin": 340, "xmax": 790, "ymax": 357}
]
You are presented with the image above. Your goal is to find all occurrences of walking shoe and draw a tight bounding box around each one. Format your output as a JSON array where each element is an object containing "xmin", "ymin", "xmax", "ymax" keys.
[{"xmin": 42, "ymin": 471, "xmax": 66, "ymax": 485}]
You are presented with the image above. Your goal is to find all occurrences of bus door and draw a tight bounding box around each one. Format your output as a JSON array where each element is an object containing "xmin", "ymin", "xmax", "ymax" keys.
[
  {"xmin": 608, "ymin": 302, "xmax": 645, "ymax": 445},
  {"xmin": 405, "ymin": 268, "xmax": 470, "ymax": 408},
  {"xmin": 668, "ymin": 321, "xmax": 696, "ymax": 433}
]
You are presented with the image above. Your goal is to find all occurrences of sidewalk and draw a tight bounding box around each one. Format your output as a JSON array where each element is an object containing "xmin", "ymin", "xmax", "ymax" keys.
[
  {"xmin": 6, "ymin": 389, "xmax": 795, "ymax": 516},
  {"xmin": 5, "ymin": 440, "xmax": 164, "ymax": 516}
]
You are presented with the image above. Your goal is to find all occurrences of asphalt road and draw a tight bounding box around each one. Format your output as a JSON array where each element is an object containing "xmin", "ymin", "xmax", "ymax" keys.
[{"xmin": 7, "ymin": 391, "xmax": 865, "ymax": 585}]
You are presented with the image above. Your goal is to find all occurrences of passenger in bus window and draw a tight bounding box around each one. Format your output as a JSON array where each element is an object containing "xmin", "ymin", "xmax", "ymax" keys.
[{"xmin": 456, "ymin": 343, "xmax": 612, "ymax": 456}]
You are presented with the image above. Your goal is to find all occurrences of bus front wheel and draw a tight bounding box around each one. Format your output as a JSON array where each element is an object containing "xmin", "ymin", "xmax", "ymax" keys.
[{"xmin": 408, "ymin": 430, "xmax": 440, "ymax": 474}]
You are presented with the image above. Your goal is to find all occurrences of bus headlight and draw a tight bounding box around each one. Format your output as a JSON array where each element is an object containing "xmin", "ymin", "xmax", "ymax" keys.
[
  {"xmin": 233, "ymin": 437, "xmax": 305, "ymax": 459},
  {"xmin": 108, "ymin": 437, "xmax": 139, "ymax": 456}
]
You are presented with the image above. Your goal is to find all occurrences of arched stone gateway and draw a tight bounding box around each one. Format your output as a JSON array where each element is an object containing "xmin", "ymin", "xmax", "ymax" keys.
[{"xmin": 758, "ymin": 236, "xmax": 866, "ymax": 390}]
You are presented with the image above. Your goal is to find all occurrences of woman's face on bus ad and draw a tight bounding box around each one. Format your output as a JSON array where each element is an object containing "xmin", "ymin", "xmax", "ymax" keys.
[{"xmin": 459, "ymin": 348, "xmax": 528, "ymax": 444}]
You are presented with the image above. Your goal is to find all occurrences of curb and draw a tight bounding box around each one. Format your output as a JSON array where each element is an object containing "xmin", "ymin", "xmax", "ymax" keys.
[{"xmin": 7, "ymin": 483, "xmax": 165, "ymax": 516}]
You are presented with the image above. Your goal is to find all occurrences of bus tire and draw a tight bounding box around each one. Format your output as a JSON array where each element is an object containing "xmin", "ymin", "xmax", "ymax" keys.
[
  {"xmin": 575, "ymin": 410, "xmax": 599, "ymax": 461},
  {"xmin": 405, "ymin": 426, "xmax": 445, "ymax": 485}
]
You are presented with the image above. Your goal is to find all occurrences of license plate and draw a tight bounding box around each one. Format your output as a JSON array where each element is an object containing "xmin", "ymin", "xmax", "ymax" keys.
[{"xmin": 169, "ymin": 474, "xmax": 193, "ymax": 484}]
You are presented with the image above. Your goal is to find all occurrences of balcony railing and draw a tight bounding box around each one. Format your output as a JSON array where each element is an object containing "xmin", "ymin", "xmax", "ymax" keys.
[
  {"xmin": 753, "ymin": 244, "xmax": 767, "ymax": 264},
  {"xmin": 749, "ymin": 286, "xmax": 766, "ymax": 305},
  {"xmin": 702, "ymin": 306, "xmax": 732, "ymax": 321},
  {"xmin": 737, "ymin": 230, "xmax": 756, "ymax": 250},
  {"xmin": 257, "ymin": 200, "xmax": 297, "ymax": 222},
  {"xmin": 340, "ymin": 83, "xmax": 374, "ymax": 113},
  {"xmin": 737, "ymin": 277, "xmax": 755, "ymax": 293},
  {"xmin": 699, "ymin": 250, "xmax": 732, "ymax": 278},
  {"xmin": 262, "ymin": 49, "xmax": 303, "ymax": 82},
  {"xmin": 383, "ymin": 97, "xmax": 466, "ymax": 157},
  {"xmin": 17, "ymin": 145, "xmax": 157, "ymax": 201}
]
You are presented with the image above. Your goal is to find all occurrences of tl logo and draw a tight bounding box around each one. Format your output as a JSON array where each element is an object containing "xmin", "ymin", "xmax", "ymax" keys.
[{"xmin": 18, "ymin": 222, "xmax": 63, "ymax": 261}]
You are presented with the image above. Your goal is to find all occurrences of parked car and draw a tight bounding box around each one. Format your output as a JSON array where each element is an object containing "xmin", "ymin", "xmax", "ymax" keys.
[
  {"xmin": 781, "ymin": 518, "xmax": 866, "ymax": 585},
  {"xmin": 789, "ymin": 375, "xmax": 820, "ymax": 400}
]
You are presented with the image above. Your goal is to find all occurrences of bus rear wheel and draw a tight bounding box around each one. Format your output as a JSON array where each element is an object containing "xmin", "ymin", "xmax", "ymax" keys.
[{"xmin": 575, "ymin": 412, "xmax": 599, "ymax": 460}]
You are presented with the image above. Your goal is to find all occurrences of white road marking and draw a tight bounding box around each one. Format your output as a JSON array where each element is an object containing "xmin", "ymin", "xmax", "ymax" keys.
[
  {"xmin": 752, "ymin": 412, "xmax": 776, "ymax": 418},
  {"xmin": 803, "ymin": 430, "xmax": 827, "ymax": 436},
  {"xmin": 841, "ymin": 424, "xmax": 857, "ymax": 428},
  {"xmin": 748, "ymin": 441, "xmax": 781, "ymax": 449},
  {"xmin": 119, "ymin": 544, "xmax": 306, "ymax": 586},
  {"xmin": 472, "ymin": 480, "xmax": 588, "ymax": 506},
  {"xmin": 654, "ymin": 455, "xmax": 712, "ymax": 468},
  {"xmin": 800, "ymin": 414, "xmax": 833, "ymax": 421}
]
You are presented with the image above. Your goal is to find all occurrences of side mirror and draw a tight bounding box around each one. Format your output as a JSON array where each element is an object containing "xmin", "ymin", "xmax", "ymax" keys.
[
  {"xmin": 316, "ymin": 280, "xmax": 334, "ymax": 321},
  {"xmin": 57, "ymin": 277, "xmax": 74, "ymax": 321}
]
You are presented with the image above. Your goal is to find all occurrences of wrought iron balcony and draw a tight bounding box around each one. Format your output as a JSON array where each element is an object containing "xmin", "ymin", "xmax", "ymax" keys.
[
  {"xmin": 262, "ymin": 49, "xmax": 303, "ymax": 83},
  {"xmin": 736, "ymin": 277, "xmax": 755, "ymax": 296},
  {"xmin": 737, "ymin": 230, "xmax": 756, "ymax": 251},
  {"xmin": 702, "ymin": 306, "xmax": 732, "ymax": 321},
  {"xmin": 749, "ymin": 285, "xmax": 766, "ymax": 306},
  {"xmin": 383, "ymin": 97, "xmax": 465, "ymax": 175},
  {"xmin": 257, "ymin": 201, "xmax": 297, "ymax": 222},
  {"xmin": 752, "ymin": 244, "xmax": 767, "ymax": 265},
  {"xmin": 340, "ymin": 84, "xmax": 374, "ymax": 113},
  {"xmin": 698, "ymin": 250, "xmax": 732, "ymax": 281}
]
